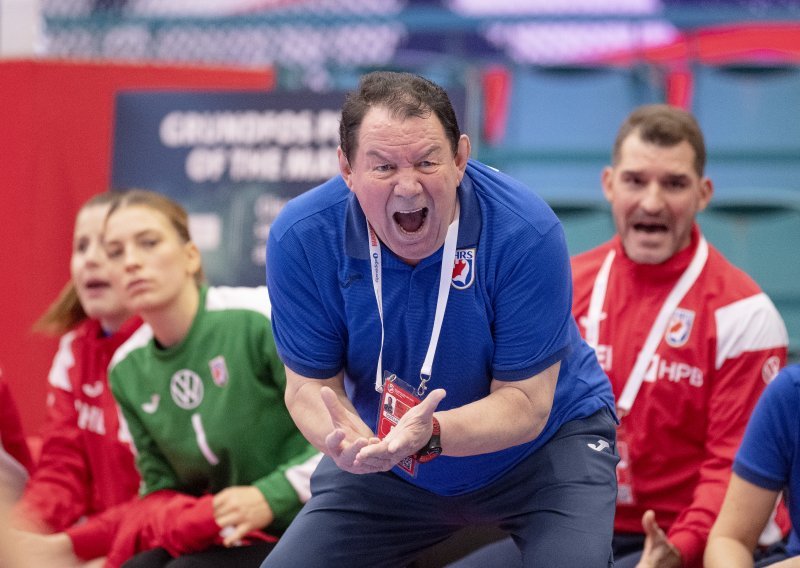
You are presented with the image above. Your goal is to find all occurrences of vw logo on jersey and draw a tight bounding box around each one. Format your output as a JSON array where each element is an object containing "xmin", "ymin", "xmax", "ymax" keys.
[
  {"xmin": 452, "ymin": 248, "xmax": 475, "ymax": 290},
  {"xmin": 170, "ymin": 369, "xmax": 204, "ymax": 410},
  {"xmin": 665, "ymin": 308, "xmax": 695, "ymax": 348}
]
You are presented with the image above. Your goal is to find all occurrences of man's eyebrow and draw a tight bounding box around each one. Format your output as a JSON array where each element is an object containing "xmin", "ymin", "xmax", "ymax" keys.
[
  {"xmin": 364, "ymin": 145, "xmax": 442, "ymax": 161},
  {"xmin": 417, "ymin": 145, "xmax": 441, "ymax": 159},
  {"xmin": 364, "ymin": 149, "xmax": 393, "ymax": 163}
]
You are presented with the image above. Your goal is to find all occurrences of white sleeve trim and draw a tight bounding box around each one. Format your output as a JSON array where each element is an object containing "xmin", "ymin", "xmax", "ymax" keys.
[
  {"xmin": 47, "ymin": 330, "xmax": 78, "ymax": 391},
  {"xmin": 284, "ymin": 452, "xmax": 323, "ymax": 503},
  {"xmin": 109, "ymin": 324, "xmax": 154, "ymax": 373},
  {"xmin": 205, "ymin": 286, "xmax": 271, "ymax": 320},
  {"xmin": 715, "ymin": 293, "xmax": 788, "ymax": 370}
]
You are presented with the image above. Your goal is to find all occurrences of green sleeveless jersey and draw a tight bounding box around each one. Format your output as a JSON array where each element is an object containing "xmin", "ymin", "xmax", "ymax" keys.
[{"xmin": 109, "ymin": 286, "xmax": 319, "ymax": 531}]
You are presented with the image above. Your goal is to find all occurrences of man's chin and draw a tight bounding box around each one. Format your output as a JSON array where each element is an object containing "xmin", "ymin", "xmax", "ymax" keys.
[
  {"xmin": 624, "ymin": 241, "xmax": 672, "ymax": 265},
  {"xmin": 387, "ymin": 236, "xmax": 435, "ymax": 265}
]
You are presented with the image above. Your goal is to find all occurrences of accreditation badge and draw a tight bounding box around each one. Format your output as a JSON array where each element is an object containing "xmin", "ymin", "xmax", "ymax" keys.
[{"xmin": 376, "ymin": 373, "xmax": 421, "ymax": 477}]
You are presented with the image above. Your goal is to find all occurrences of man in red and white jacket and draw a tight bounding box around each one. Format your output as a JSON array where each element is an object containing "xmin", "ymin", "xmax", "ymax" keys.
[{"xmin": 572, "ymin": 104, "xmax": 788, "ymax": 568}]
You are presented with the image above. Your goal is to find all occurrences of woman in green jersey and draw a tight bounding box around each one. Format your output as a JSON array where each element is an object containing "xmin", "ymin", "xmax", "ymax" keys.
[{"xmin": 101, "ymin": 189, "xmax": 319, "ymax": 568}]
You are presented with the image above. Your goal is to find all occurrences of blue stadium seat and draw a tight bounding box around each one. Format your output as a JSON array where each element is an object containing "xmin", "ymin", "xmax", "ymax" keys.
[
  {"xmin": 698, "ymin": 192, "xmax": 800, "ymax": 359},
  {"xmin": 691, "ymin": 63, "xmax": 800, "ymax": 357},
  {"xmin": 480, "ymin": 64, "xmax": 665, "ymax": 204},
  {"xmin": 692, "ymin": 64, "xmax": 800, "ymax": 196},
  {"xmin": 551, "ymin": 202, "xmax": 615, "ymax": 257}
]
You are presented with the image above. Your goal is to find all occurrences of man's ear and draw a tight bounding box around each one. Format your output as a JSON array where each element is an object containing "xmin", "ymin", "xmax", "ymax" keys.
[
  {"xmin": 455, "ymin": 134, "xmax": 471, "ymax": 177},
  {"xmin": 338, "ymin": 147, "xmax": 353, "ymax": 190},
  {"xmin": 601, "ymin": 166, "xmax": 615, "ymax": 204},
  {"xmin": 697, "ymin": 177, "xmax": 714, "ymax": 212}
]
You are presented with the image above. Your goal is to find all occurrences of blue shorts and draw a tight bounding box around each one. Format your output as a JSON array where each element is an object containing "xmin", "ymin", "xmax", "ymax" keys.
[{"xmin": 262, "ymin": 407, "xmax": 618, "ymax": 568}]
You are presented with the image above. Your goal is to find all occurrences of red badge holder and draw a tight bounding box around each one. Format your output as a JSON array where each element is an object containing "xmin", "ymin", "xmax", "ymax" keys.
[{"xmin": 376, "ymin": 373, "xmax": 421, "ymax": 477}]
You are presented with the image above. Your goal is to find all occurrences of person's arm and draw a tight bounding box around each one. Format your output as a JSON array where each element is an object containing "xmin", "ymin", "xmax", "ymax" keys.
[
  {"xmin": 285, "ymin": 369, "xmax": 378, "ymax": 470},
  {"xmin": 705, "ymin": 473, "xmax": 778, "ymax": 568},
  {"xmin": 665, "ymin": 299, "xmax": 787, "ymax": 567},
  {"xmin": 437, "ymin": 362, "xmax": 559, "ymax": 456},
  {"xmin": 101, "ymin": 491, "xmax": 222, "ymax": 566},
  {"xmin": 14, "ymin": 339, "xmax": 92, "ymax": 531},
  {"xmin": 212, "ymin": 443, "xmax": 321, "ymax": 545},
  {"xmin": 209, "ymin": 313, "xmax": 323, "ymax": 546},
  {"xmin": 63, "ymin": 498, "xmax": 139, "ymax": 560},
  {"xmin": 354, "ymin": 362, "xmax": 559, "ymax": 471},
  {"xmin": 706, "ymin": 366, "xmax": 797, "ymax": 568}
]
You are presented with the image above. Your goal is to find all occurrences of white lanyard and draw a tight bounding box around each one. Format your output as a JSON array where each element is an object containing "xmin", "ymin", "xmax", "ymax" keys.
[
  {"xmin": 368, "ymin": 214, "xmax": 460, "ymax": 396},
  {"xmin": 586, "ymin": 237, "xmax": 709, "ymax": 414}
]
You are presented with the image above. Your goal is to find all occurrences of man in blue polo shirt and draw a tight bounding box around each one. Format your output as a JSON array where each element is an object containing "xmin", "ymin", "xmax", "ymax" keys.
[{"xmin": 263, "ymin": 71, "xmax": 617, "ymax": 567}]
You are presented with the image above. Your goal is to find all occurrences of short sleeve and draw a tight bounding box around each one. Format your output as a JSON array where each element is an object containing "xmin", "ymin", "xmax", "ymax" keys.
[
  {"xmin": 492, "ymin": 222, "xmax": 573, "ymax": 380},
  {"xmin": 267, "ymin": 226, "xmax": 344, "ymax": 379},
  {"xmin": 733, "ymin": 368, "xmax": 798, "ymax": 491}
]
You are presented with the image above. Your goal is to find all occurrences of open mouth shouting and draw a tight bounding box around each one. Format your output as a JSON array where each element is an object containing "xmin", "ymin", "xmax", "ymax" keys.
[
  {"xmin": 393, "ymin": 207, "xmax": 428, "ymax": 235},
  {"xmin": 632, "ymin": 221, "xmax": 668, "ymax": 234}
]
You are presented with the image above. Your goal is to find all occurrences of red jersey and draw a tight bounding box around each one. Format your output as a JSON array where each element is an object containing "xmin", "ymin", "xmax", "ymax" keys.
[
  {"xmin": 14, "ymin": 317, "xmax": 142, "ymax": 537},
  {"xmin": 572, "ymin": 226, "xmax": 788, "ymax": 567},
  {"xmin": 0, "ymin": 368, "xmax": 33, "ymax": 495}
]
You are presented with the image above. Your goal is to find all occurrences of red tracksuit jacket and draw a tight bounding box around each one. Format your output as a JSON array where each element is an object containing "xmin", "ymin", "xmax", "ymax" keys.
[{"xmin": 572, "ymin": 226, "xmax": 788, "ymax": 567}]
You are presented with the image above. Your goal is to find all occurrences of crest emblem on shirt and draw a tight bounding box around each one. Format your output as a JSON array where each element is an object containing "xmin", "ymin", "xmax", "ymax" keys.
[
  {"xmin": 665, "ymin": 308, "xmax": 695, "ymax": 348},
  {"xmin": 452, "ymin": 248, "xmax": 475, "ymax": 290},
  {"xmin": 762, "ymin": 355, "xmax": 781, "ymax": 384},
  {"xmin": 209, "ymin": 355, "xmax": 229, "ymax": 387},
  {"xmin": 170, "ymin": 369, "xmax": 204, "ymax": 410}
]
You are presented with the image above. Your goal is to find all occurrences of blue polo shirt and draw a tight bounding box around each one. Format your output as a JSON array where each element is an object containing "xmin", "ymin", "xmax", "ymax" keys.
[{"xmin": 267, "ymin": 159, "xmax": 613, "ymax": 495}]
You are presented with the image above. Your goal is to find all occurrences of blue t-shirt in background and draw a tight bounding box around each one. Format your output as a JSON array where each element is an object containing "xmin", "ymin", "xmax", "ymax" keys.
[
  {"xmin": 267, "ymin": 159, "xmax": 614, "ymax": 495},
  {"xmin": 734, "ymin": 364, "xmax": 800, "ymax": 557}
]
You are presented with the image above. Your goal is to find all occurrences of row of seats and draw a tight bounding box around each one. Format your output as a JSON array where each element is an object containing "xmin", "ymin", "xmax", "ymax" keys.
[{"xmin": 476, "ymin": 63, "xmax": 800, "ymax": 356}]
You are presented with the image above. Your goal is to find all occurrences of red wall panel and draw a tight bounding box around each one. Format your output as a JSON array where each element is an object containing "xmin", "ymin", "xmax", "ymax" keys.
[{"xmin": 0, "ymin": 59, "xmax": 274, "ymax": 434}]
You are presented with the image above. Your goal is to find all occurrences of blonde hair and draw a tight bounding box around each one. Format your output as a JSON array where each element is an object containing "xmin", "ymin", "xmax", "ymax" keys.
[
  {"xmin": 106, "ymin": 189, "xmax": 206, "ymax": 286},
  {"xmin": 34, "ymin": 192, "xmax": 124, "ymax": 336}
]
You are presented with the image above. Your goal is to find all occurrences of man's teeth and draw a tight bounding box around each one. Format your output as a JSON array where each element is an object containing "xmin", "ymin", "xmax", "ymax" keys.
[{"xmin": 394, "ymin": 208, "xmax": 428, "ymax": 233}]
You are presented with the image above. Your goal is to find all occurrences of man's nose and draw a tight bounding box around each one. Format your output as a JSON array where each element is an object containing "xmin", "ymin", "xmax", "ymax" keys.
[
  {"xmin": 639, "ymin": 183, "xmax": 665, "ymax": 213},
  {"xmin": 393, "ymin": 169, "xmax": 422, "ymax": 198}
]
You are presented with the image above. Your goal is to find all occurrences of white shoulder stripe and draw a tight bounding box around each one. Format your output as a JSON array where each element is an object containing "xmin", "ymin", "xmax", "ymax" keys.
[
  {"xmin": 109, "ymin": 324, "xmax": 154, "ymax": 373},
  {"xmin": 48, "ymin": 331, "xmax": 78, "ymax": 391},
  {"xmin": 206, "ymin": 286, "xmax": 271, "ymax": 320},
  {"xmin": 284, "ymin": 452, "xmax": 323, "ymax": 503},
  {"xmin": 715, "ymin": 293, "xmax": 788, "ymax": 370}
]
